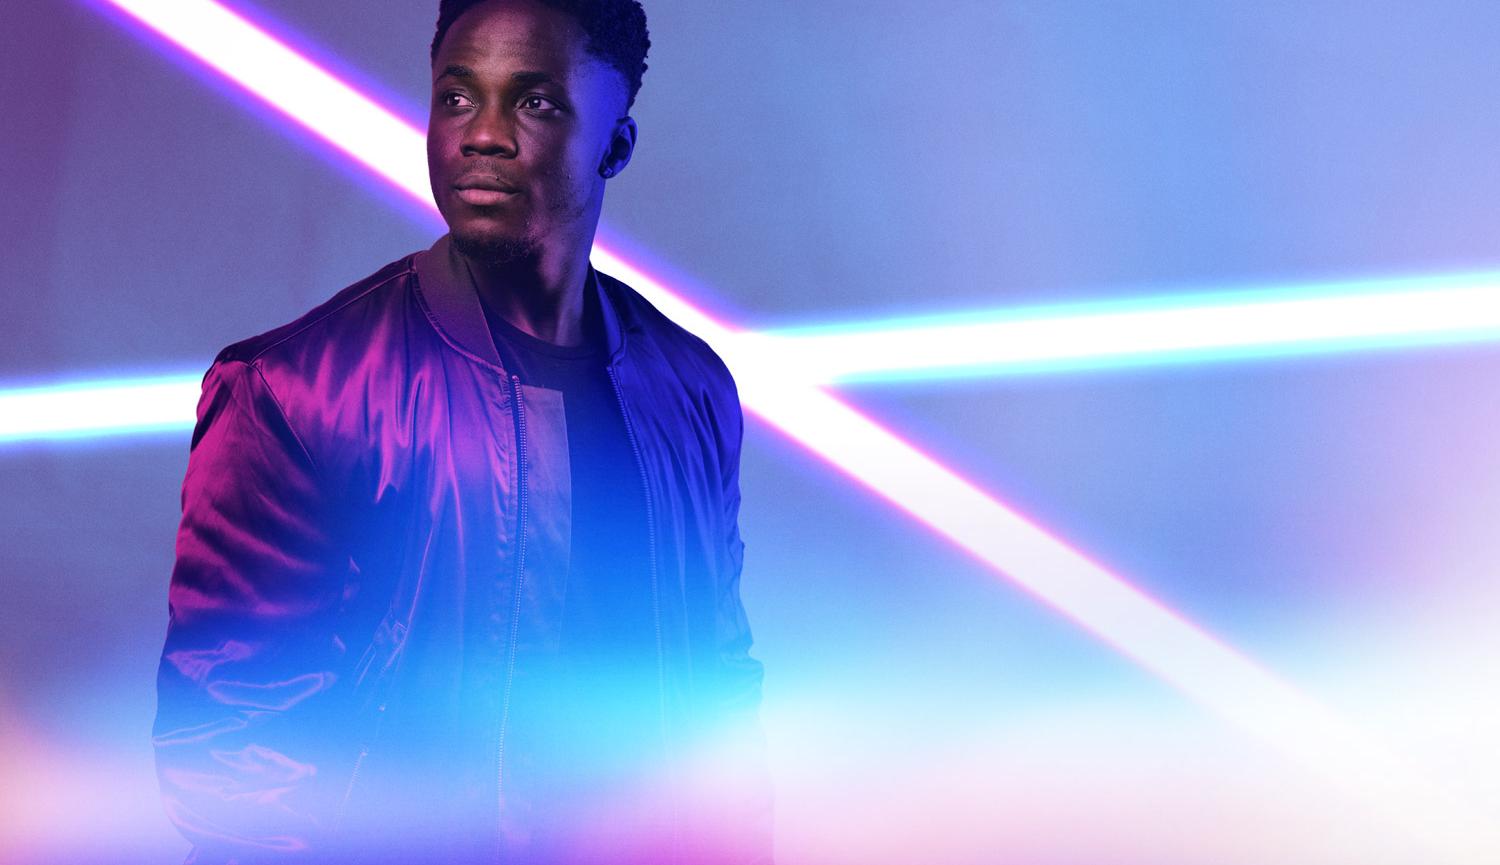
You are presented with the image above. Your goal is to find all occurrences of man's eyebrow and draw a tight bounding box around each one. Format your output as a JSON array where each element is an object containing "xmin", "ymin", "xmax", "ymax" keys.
[
  {"xmin": 434, "ymin": 65, "xmax": 564, "ymax": 88},
  {"xmin": 435, "ymin": 63, "xmax": 475, "ymax": 83},
  {"xmin": 508, "ymin": 70, "xmax": 561, "ymax": 88}
]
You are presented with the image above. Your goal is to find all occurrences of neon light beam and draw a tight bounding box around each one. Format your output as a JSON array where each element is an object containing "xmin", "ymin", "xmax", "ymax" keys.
[
  {"xmin": 87, "ymin": 0, "xmax": 1500, "ymax": 859},
  {"xmin": 11, "ymin": 269, "xmax": 1500, "ymax": 440},
  {"xmin": 11, "ymin": 269, "xmax": 1500, "ymax": 441},
  {"xmin": 758, "ymin": 273, "xmax": 1500, "ymax": 382},
  {"xmin": 0, "ymin": 375, "xmax": 200, "ymax": 442}
]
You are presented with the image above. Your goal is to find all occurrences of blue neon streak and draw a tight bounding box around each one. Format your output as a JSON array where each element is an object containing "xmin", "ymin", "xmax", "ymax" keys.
[{"xmin": 762, "ymin": 271, "xmax": 1500, "ymax": 383}]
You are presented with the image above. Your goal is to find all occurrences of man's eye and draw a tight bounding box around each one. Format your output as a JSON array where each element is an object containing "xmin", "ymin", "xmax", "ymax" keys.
[
  {"xmin": 519, "ymin": 95, "xmax": 559, "ymax": 112},
  {"xmin": 441, "ymin": 92, "xmax": 472, "ymax": 109}
]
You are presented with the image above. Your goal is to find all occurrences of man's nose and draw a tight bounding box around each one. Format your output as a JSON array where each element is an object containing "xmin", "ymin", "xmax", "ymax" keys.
[{"xmin": 461, "ymin": 104, "xmax": 518, "ymax": 157}]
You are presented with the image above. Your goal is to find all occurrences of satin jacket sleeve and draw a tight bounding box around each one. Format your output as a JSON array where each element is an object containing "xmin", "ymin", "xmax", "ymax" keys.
[
  {"xmin": 154, "ymin": 359, "xmax": 351, "ymax": 863},
  {"xmin": 690, "ymin": 362, "xmax": 777, "ymax": 865}
]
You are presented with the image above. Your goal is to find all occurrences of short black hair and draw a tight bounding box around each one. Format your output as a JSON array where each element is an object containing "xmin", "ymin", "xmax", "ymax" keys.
[{"xmin": 431, "ymin": 0, "xmax": 650, "ymax": 110}]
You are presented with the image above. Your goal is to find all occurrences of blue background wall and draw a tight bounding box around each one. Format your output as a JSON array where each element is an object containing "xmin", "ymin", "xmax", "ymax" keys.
[{"xmin": 4, "ymin": 2, "xmax": 1500, "ymax": 862}]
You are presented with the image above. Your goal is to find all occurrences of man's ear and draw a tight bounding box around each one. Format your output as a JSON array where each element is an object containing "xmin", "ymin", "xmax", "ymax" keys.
[{"xmin": 599, "ymin": 116, "xmax": 638, "ymax": 179}]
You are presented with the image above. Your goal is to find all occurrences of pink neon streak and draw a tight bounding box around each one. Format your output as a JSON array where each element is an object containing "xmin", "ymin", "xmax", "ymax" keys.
[
  {"xmin": 99, "ymin": 0, "xmax": 432, "ymax": 208},
  {"xmin": 754, "ymin": 396, "xmax": 1225, "ymax": 649}
]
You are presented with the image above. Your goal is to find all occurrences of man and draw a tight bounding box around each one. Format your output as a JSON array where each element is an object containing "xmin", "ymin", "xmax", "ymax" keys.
[{"xmin": 152, "ymin": 1, "xmax": 772, "ymax": 862}]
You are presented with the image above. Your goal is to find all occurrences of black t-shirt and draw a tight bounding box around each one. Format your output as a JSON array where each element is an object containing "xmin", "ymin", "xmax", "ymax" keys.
[{"xmin": 480, "ymin": 288, "xmax": 664, "ymax": 854}]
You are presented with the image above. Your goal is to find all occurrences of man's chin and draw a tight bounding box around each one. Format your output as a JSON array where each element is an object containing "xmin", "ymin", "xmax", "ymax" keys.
[{"xmin": 452, "ymin": 230, "xmax": 540, "ymax": 268}]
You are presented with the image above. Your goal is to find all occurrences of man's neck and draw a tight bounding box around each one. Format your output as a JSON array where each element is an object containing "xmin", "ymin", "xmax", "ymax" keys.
[{"xmin": 460, "ymin": 234, "xmax": 594, "ymax": 348}]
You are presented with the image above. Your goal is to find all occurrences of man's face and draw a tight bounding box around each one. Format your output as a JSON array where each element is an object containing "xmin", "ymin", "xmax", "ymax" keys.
[{"xmin": 428, "ymin": 0, "xmax": 631, "ymax": 264}]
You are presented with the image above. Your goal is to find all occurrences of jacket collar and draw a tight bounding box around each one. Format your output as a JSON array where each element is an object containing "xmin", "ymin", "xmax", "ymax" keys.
[{"xmin": 412, "ymin": 233, "xmax": 627, "ymax": 369}]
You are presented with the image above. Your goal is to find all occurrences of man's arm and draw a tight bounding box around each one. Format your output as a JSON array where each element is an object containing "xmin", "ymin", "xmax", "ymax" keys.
[
  {"xmin": 154, "ymin": 359, "xmax": 351, "ymax": 863},
  {"xmin": 688, "ymin": 364, "xmax": 776, "ymax": 864}
]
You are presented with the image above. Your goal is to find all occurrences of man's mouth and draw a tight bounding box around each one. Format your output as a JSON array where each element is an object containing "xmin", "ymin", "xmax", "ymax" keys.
[{"xmin": 454, "ymin": 176, "xmax": 520, "ymax": 207}]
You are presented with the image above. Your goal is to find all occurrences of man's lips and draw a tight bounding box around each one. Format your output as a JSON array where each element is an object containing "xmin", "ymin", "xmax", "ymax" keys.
[{"xmin": 453, "ymin": 176, "xmax": 520, "ymax": 206}]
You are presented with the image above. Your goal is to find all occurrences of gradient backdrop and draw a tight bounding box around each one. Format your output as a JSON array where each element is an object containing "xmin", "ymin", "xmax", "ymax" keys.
[{"xmin": 4, "ymin": 1, "xmax": 1500, "ymax": 863}]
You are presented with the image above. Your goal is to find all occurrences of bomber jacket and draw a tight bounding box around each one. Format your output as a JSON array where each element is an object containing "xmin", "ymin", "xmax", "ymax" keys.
[{"xmin": 153, "ymin": 235, "xmax": 772, "ymax": 864}]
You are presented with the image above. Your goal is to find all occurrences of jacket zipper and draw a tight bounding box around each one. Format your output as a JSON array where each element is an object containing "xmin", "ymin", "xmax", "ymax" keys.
[
  {"xmin": 496, "ymin": 373, "xmax": 530, "ymax": 858},
  {"xmin": 335, "ymin": 701, "xmax": 385, "ymax": 834},
  {"xmin": 607, "ymin": 362, "xmax": 678, "ymax": 851}
]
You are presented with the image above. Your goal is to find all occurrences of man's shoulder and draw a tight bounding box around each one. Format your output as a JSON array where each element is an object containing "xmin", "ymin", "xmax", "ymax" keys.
[
  {"xmin": 194, "ymin": 251, "xmax": 430, "ymax": 465},
  {"xmin": 213, "ymin": 252, "xmax": 419, "ymax": 371},
  {"xmin": 596, "ymin": 268, "xmax": 737, "ymax": 397}
]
